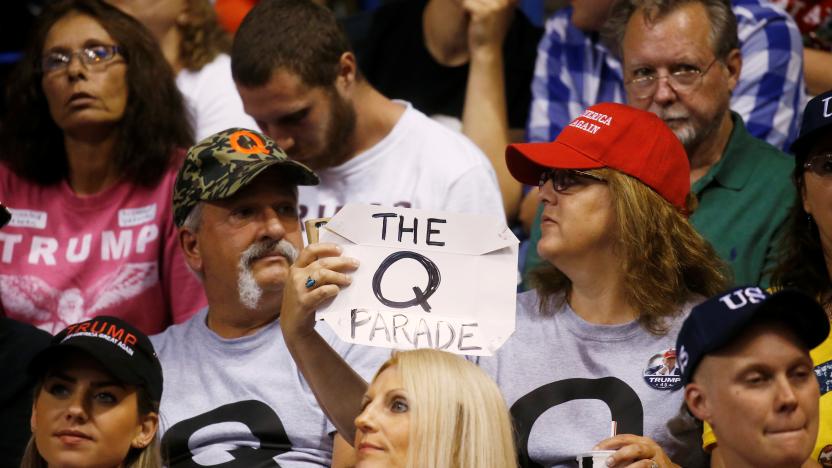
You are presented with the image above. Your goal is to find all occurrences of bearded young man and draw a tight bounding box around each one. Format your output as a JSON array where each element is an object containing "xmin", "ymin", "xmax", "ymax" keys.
[{"xmin": 231, "ymin": 0, "xmax": 504, "ymax": 224}]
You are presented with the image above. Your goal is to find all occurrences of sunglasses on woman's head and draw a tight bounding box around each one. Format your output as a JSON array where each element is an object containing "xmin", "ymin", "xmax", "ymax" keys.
[
  {"xmin": 538, "ymin": 169, "xmax": 607, "ymax": 192},
  {"xmin": 804, "ymin": 152, "xmax": 832, "ymax": 177}
]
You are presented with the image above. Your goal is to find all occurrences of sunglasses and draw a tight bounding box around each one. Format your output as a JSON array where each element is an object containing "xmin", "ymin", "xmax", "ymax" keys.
[
  {"xmin": 538, "ymin": 169, "xmax": 607, "ymax": 192},
  {"xmin": 804, "ymin": 152, "xmax": 832, "ymax": 177}
]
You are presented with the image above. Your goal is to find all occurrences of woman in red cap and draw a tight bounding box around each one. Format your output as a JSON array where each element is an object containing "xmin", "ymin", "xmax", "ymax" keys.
[
  {"xmin": 20, "ymin": 316, "xmax": 163, "ymax": 468},
  {"xmin": 485, "ymin": 102, "xmax": 728, "ymax": 468}
]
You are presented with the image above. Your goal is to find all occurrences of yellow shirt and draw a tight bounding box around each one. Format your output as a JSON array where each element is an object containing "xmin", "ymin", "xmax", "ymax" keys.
[{"xmin": 702, "ymin": 330, "xmax": 832, "ymax": 464}]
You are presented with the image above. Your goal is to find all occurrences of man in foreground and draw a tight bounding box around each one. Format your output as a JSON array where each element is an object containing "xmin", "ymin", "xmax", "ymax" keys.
[{"xmin": 677, "ymin": 286, "xmax": 829, "ymax": 468}]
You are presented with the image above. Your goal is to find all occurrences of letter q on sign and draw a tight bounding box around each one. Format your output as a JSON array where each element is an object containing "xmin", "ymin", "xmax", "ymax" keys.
[{"xmin": 372, "ymin": 251, "xmax": 441, "ymax": 312}]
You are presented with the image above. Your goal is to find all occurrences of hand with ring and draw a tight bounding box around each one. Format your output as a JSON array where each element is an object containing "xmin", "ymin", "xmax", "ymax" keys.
[
  {"xmin": 279, "ymin": 242, "xmax": 359, "ymax": 345},
  {"xmin": 593, "ymin": 434, "xmax": 679, "ymax": 468}
]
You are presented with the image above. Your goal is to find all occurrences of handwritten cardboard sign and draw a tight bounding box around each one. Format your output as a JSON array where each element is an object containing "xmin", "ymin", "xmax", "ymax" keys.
[{"xmin": 316, "ymin": 203, "xmax": 518, "ymax": 356}]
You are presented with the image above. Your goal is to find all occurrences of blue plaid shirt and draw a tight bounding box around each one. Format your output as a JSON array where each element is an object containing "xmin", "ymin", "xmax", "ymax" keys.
[{"xmin": 527, "ymin": 0, "xmax": 806, "ymax": 150}]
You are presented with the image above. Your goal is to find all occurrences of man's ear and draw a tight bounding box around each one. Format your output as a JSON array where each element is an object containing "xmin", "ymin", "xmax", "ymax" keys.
[
  {"xmin": 684, "ymin": 382, "xmax": 713, "ymax": 423},
  {"xmin": 723, "ymin": 48, "xmax": 742, "ymax": 92},
  {"xmin": 335, "ymin": 52, "xmax": 357, "ymax": 95},
  {"xmin": 179, "ymin": 226, "xmax": 203, "ymax": 274},
  {"xmin": 131, "ymin": 411, "xmax": 159, "ymax": 449}
]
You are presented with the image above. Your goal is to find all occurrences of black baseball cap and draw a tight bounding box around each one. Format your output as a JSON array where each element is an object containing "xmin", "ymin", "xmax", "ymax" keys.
[
  {"xmin": 791, "ymin": 89, "xmax": 832, "ymax": 158},
  {"xmin": 676, "ymin": 286, "xmax": 829, "ymax": 386},
  {"xmin": 29, "ymin": 316, "xmax": 163, "ymax": 401}
]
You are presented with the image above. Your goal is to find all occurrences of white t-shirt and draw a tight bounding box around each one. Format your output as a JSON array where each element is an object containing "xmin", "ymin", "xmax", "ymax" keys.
[
  {"xmin": 151, "ymin": 308, "xmax": 389, "ymax": 467},
  {"xmin": 298, "ymin": 102, "xmax": 504, "ymax": 222},
  {"xmin": 176, "ymin": 54, "xmax": 258, "ymax": 141}
]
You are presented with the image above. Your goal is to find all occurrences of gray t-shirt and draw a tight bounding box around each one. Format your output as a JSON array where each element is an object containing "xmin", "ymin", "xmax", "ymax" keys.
[
  {"xmin": 151, "ymin": 308, "xmax": 389, "ymax": 467},
  {"xmin": 479, "ymin": 291, "xmax": 706, "ymax": 468}
]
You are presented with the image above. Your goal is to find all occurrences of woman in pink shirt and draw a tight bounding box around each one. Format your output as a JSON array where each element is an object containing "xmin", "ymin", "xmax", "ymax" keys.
[{"xmin": 0, "ymin": 0, "xmax": 206, "ymax": 334}]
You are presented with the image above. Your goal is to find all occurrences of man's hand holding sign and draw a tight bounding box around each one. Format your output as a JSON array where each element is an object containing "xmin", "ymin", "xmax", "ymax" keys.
[
  {"xmin": 279, "ymin": 242, "xmax": 358, "ymax": 343},
  {"xmin": 279, "ymin": 203, "xmax": 518, "ymax": 443}
]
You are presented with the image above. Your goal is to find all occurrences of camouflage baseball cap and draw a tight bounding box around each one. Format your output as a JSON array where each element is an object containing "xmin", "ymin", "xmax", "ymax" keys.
[{"xmin": 173, "ymin": 128, "xmax": 319, "ymax": 227}]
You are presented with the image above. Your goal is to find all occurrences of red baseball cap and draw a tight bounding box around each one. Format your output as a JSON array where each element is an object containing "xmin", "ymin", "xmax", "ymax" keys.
[
  {"xmin": 663, "ymin": 349, "xmax": 677, "ymax": 359},
  {"xmin": 506, "ymin": 103, "xmax": 690, "ymax": 212}
]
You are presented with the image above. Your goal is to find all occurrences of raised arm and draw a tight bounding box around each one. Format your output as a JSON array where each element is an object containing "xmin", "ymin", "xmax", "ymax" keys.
[
  {"xmin": 423, "ymin": 0, "xmax": 471, "ymax": 66},
  {"xmin": 461, "ymin": 0, "xmax": 522, "ymax": 221},
  {"xmin": 279, "ymin": 243, "xmax": 367, "ymax": 443}
]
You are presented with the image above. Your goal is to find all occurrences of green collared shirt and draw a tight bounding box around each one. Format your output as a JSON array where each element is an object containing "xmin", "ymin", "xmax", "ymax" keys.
[
  {"xmin": 523, "ymin": 113, "xmax": 794, "ymax": 288},
  {"xmin": 688, "ymin": 113, "xmax": 794, "ymax": 286}
]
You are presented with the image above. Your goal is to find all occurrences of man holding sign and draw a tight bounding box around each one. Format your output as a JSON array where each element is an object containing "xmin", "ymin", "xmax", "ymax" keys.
[{"xmin": 149, "ymin": 128, "xmax": 386, "ymax": 467}]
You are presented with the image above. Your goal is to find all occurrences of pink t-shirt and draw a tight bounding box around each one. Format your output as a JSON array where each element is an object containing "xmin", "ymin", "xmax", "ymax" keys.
[{"xmin": 0, "ymin": 162, "xmax": 207, "ymax": 335}]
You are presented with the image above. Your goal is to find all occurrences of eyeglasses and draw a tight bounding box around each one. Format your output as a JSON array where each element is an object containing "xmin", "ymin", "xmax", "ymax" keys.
[
  {"xmin": 539, "ymin": 169, "xmax": 607, "ymax": 192},
  {"xmin": 804, "ymin": 152, "xmax": 832, "ymax": 177},
  {"xmin": 624, "ymin": 58, "xmax": 719, "ymax": 100},
  {"xmin": 40, "ymin": 45, "xmax": 123, "ymax": 74}
]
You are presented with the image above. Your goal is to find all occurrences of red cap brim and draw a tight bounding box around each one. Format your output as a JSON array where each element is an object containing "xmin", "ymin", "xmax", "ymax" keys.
[{"xmin": 506, "ymin": 141, "xmax": 606, "ymax": 185}]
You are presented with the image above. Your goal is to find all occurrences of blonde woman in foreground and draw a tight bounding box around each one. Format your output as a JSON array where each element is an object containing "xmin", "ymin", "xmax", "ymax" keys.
[{"xmin": 354, "ymin": 348, "xmax": 516, "ymax": 468}]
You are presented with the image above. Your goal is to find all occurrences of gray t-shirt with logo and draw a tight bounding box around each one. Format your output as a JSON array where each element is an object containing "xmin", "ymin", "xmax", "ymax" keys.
[
  {"xmin": 151, "ymin": 308, "xmax": 389, "ymax": 468},
  {"xmin": 478, "ymin": 290, "xmax": 706, "ymax": 468}
]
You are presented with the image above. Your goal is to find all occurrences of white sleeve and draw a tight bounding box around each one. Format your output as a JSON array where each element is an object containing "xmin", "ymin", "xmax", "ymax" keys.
[
  {"xmin": 443, "ymin": 162, "xmax": 506, "ymax": 219},
  {"xmin": 177, "ymin": 54, "xmax": 258, "ymax": 141}
]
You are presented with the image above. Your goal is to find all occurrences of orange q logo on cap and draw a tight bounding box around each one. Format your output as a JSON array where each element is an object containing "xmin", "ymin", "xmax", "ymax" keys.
[{"xmin": 229, "ymin": 130, "xmax": 269, "ymax": 155}]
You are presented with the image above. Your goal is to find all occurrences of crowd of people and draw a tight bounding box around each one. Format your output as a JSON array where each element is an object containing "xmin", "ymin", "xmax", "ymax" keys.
[{"xmin": 0, "ymin": 0, "xmax": 830, "ymax": 467}]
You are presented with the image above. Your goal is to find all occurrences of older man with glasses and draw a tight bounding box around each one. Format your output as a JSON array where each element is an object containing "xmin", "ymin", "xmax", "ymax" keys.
[{"xmin": 593, "ymin": 0, "xmax": 795, "ymax": 287}]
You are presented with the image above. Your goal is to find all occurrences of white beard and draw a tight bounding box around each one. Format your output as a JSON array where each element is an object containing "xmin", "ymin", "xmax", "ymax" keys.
[
  {"xmin": 236, "ymin": 239, "xmax": 298, "ymax": 310},
  {"xmin": 237, "ymin": 258, "xmax": 263, "ymax": 310}
]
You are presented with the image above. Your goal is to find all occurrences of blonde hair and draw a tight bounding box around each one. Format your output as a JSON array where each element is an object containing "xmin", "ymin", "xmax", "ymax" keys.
[
  {"xmin": 374, "ymin": 349, "xmax": 517, "ymax": 468},
  {"xmin": 529, "ymin": 169, "xmax": 729, "ymax": 334},
  {"xmin": 178, "ymin": 0, "xmax": 231, "ymax": 71}
]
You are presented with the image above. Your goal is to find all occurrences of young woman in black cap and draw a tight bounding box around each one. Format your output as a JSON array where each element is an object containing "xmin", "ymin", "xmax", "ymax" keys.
[{"xmin": 20, "ymin": 316, "xmax": 162, "ymax": 468}]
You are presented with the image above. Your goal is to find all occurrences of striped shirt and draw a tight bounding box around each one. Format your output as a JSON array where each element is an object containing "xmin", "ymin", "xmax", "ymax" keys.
[{"xmin": 527, "ymin": 1, "xmax": 805, "ymax": 150}]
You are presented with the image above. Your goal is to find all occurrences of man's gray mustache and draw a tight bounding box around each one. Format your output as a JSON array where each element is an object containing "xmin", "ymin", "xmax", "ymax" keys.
[{"xmin": 240, "ymin": 239, "xmax": 298, "ymax": 268}]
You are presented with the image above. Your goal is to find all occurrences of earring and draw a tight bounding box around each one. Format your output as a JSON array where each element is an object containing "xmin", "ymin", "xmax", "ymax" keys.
[{"xmin": 808, "ymin": 213, "xmax": 815, "ymax": 227}]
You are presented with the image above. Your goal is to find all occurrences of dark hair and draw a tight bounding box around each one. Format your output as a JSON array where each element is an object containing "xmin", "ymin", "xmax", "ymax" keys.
[
  {"xmin": 603, "ymin": 0, "xmax": 739, "ymax": 61},
  {"xmin": 231, "ymin": 0, "xmax": 355, "ymax": 88},
  {"xmin": 179, "ymin": 0, "xmax": 231, "ymax": 71},
  {"xmin": 1, "ymin": 0, "xmax": 193, "ymax": 187},
  {"xmin": 769, "ymin": 150, "xmax": 832, "ymax": 312}
]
